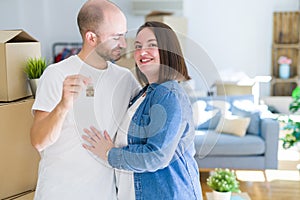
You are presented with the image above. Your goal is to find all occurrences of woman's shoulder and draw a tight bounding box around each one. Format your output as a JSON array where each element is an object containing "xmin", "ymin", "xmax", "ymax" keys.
[
  {"xmin": 148, "ymin": 81, "xmax": 182, "ymax": 100},
  {"xmin": 156, "ymin": 81, "xmax": 182, "ymax": 94}
]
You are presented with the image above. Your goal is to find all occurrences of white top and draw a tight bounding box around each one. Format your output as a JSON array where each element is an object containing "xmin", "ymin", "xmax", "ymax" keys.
[
  {"xmin": 115, "ymin": 93, "xmax": 145, "ymax": 147},
  {"xmin": 114, "ymin": 94, "xmax": 145, "ymax": 200},
  {"xmin": 32, "ymin": 55, "xmax": 140, "ymax": 200}
]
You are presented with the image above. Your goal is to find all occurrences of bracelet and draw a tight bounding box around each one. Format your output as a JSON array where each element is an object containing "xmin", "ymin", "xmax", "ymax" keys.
[{"xmin": 106, "ymin": 149, "xmax": 110, "ymax": 158}]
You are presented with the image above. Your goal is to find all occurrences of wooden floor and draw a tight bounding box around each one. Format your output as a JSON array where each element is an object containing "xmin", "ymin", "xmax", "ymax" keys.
[
  {"xmin": 9, "ymin": 144, "xmax": 300, "ymax": 200},
  {"xmin": 8, "ymin": 169, "xmax": 300, "ymax": 200},
  {"xmin": 200, "ymin": 170, "xmax": 300, "ymax": 200},
  {"xmin": 200, "ymin": 156, "xmax": 300, "ymax": 200}
]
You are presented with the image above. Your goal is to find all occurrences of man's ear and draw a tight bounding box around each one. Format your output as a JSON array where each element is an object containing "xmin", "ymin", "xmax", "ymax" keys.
[{"xmin": 85, "ymin": 31, "xmax": 99, "ymax": 46}]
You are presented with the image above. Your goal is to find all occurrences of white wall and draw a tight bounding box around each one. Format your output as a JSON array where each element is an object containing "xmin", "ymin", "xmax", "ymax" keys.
[
  {"xmin": 0, "ymin": 0, "xmax": 298, "ymax": 96},
  {"xmin": 185, "ymin": 0, "xmax": 273, "ymax": 78},
  {"xmin": 0, "ymin": 0, "xmax": 86, "ymax": 62}
]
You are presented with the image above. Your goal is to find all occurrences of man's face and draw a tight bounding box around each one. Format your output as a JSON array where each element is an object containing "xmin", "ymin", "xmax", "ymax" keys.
[{"xmin": 94, "ymin": 14, "xmax": 127, "ymax": 62}]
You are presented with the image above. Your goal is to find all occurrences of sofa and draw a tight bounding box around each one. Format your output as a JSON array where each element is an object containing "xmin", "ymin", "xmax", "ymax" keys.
[{"xmin": 192, "ymin": 95, "xmax": 279, "ymax": 170}]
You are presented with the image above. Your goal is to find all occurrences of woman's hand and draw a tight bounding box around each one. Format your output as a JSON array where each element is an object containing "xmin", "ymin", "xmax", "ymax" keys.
[{"xmin": 82, "ymin": 126, "xmax": 114, "ymax": 161}]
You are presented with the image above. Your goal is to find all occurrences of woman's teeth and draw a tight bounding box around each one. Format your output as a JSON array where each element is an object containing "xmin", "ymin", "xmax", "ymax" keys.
[{"xmin": 141, "ymin": 58, "xmax": 152, "ymax": 63}]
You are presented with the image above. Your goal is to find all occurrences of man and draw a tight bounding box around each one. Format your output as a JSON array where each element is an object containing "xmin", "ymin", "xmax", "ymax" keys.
[{"xmin": 31, "ymin": 0, "xmax": 139, "ymax": 199}]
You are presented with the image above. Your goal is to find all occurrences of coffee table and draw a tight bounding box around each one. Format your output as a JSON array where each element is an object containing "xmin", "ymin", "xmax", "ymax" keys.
[{"xmin": 206, "ymin": 192, "xmax": 251, "ymax": 200}]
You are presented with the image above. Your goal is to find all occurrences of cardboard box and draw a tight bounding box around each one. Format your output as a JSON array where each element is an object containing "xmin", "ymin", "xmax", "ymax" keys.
[
  {"xmin": 215, "ymin": 80, "xmax": 259, "ymax": 104},
  {"xmin": 116, "ymin": 37, "xmax": 136, "ymax": 74},
  {"xmin": 116, "ymin": 57, "xmax": 136, "ymax": 70},
  {"xmin": 11, "ymin": 191, "xmax": 35, "ymax": 200},
  {"xmin": 0, "ymin": 30, "xmax": 41, "ymax": 102},
  {"xmin": 215, "ymin": 81, "xmax": 257, "ymax": 95},
  {"xmin": 132, "ymin": 0, "xmax": 183, "ymax": 15},
  {"xmin": 145, "ymin": 11, "xmax": 188, "ymax": 35},
  {"xmin": 0, "ymin": 98, "xmax": 40, "ymax": 199},
  {"xmin": 145, "ymin": 11, "xmax": 188, "ymax": 51}
]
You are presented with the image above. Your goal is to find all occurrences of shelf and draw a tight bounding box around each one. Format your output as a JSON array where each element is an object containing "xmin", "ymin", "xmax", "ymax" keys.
[
  {"xmin": 273, "ymin": 43, "xmax": 300, "ymax": 49},
  {"xmin": 271, "ymin": 11, "xmax": 300, "ymax": 96},
  {"xmin": 273, "ymin": 12, "xmax": 300, "ymax": 44},
  {"xmin": 271, "ymin": 77, "xmax": 299, "ymax": 96},
  {"xmin": 271, "ymin": 81, "xmax": 298, "ymax": 96},
  {"xmin": 271, "ymin": 77, "xmax": 299, "ymax": 84}
]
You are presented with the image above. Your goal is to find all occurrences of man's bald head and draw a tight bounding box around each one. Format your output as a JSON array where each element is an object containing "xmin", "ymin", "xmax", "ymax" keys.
[{"xmin": 77, "ymin": 0, "xmax": 124, "ymax": 38}]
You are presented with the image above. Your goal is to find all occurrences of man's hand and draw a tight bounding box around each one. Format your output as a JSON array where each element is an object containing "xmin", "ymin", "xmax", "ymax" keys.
[
  {"xmin": 60, "ymin": 74, "xmax": 91, "ymax": 110},
  {"xmin": 82, "ymin": 126, "xmax": 114, "ymax": 161}
]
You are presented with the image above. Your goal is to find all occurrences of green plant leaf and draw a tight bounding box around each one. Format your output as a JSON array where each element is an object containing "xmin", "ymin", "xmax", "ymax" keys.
[
  {"xmin": 289, "ymin": 98, "xmax": 300, "ymax": 113},
  {"xmin": 24, "ymin": 57, "xmax": 48, "ymax": 79},
  {"xmin": 292, "ymin": 86, "xmax": 300, "ymax": 99},
  {"xmin": 280, "ymin": 87, "xmax": 300, "ymax": 149},
  {"xmin": 206, "ymin": 168, "xmax": 240, "ymax": 193}
]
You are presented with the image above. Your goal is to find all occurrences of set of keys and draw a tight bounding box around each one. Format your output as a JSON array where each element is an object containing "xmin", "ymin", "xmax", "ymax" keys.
[{"xmin": 86, "ymin": 83, "xmax": 94, "ymax": 97}]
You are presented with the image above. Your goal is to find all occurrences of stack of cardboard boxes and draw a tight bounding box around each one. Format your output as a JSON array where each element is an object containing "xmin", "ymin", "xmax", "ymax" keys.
[
  {"xmin": 145, "ymin": 11, "xmax": 187, "ymax": 37},
  {"xmin": 0, "ymin": 30, "xmax": 41, "ymax": 199}
]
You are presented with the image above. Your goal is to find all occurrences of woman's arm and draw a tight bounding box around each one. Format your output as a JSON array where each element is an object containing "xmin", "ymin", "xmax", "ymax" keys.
[
  {"xmin": 83, "ymin": 88, "xmax": 187, "ymax": 172},
  {"xmin": 109, "ymin": 92, "xmax": 185, "ymax": 172}
]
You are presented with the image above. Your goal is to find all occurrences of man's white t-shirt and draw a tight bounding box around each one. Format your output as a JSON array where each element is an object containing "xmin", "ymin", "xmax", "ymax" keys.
[{"xmin": 32, "ymin": 55, "xmax": 140, "ymax": 200}]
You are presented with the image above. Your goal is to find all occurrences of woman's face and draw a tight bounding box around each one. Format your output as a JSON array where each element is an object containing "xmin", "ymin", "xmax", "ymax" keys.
[{"xmin": 134, "ymin": 28, "xmax": 160, "ymax": 83}]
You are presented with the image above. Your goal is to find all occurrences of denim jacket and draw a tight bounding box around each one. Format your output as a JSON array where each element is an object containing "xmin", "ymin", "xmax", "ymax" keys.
[{"xmin": 108, "ymin": 80, "xmax": 202, "ymax": 200}]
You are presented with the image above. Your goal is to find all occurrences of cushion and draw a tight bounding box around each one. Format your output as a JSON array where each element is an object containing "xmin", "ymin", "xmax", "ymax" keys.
[
  {"xmin": 231, "ymin": 100, "xmax": 261, "ymax": 135},
  {"xmin": 206, "ymin": 100, "xmax": 231, "ymax": 114},
  {"xmin": 192, "ymin": 97, "xmax": 258, "ymax": 132},
  {"xmin": 197, "ymin": 110, "xmax": 222, "ymax": 129},
  {"xmin": 215, "ymin": 115, "xmax": 250, "ymax": 137},
  {"xmin": 192, "ymin": 100, "xmax": 221, "ymax": 130},
  {"xmin": 192, "ymin": 100, "xmax": 206, "ymax": 112},
  {"xmin": 196, "ymin": 95, "xmax": 253, "ymax": 110}
]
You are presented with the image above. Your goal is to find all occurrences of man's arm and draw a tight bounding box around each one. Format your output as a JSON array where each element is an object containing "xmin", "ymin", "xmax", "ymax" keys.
[
  {"xmin": 30, "ymin": 103, "xmax": 68, "ymax": 152},
  {"xmin": 30, "ymin": 74, "xmax": 90, "ymax": 152}
]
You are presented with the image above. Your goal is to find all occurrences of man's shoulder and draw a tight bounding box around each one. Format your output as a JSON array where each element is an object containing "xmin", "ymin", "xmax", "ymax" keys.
[
  {"xmin": 45, "ymin": 56, "xmax": 80, "ymax": 75},
  {"xmin": 108, "ymin": 61, "xmax": 132, "ymax": 74},
  {"xmin": 50, "ymin": 56, "xmax": 79, "ymax": 68}
]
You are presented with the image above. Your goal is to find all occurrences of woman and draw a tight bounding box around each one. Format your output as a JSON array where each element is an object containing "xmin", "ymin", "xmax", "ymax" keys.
[{"xmin": 83, "ymin": 21, "xmax": 202, "ymax": 200}]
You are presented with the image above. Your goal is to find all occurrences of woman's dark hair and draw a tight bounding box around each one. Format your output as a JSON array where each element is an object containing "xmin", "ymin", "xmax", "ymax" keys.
[{"xmin": 135, "ymin": 21, "xmax": 191, "ymax": 85}]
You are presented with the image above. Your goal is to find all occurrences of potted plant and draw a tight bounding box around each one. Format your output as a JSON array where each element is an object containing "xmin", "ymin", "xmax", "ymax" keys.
[
  {"xmin": 280, "ymin": 86, "xmax": 300, "ymax": 149},
  {"xmin": 206, "ymin": 168, "xmax": 240, "ymax": 200},
  {"xmin": 24, "ymin": 57, "xmax": 47, "ymax": 97}
]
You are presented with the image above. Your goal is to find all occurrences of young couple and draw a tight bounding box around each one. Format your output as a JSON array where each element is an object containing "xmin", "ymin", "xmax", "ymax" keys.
[{"xmin": 31, "ymin": 0, "xmax": 202, "ymax": 200}]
